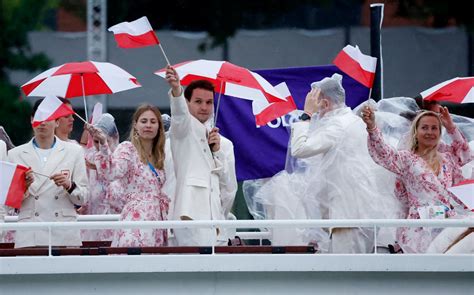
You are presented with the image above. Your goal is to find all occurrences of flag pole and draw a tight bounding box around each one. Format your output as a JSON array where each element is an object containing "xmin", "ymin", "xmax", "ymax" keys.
[
  {"xmin": 158, "ymin": 44, "xmax": 171, "ymax": 66},
  {"xmin": 30, "ymin": 170, "xmax": 50, "ymax": 178},
  {"xmin": 367, "ymin": 88, "xmax": 373, "ymax": 101}
]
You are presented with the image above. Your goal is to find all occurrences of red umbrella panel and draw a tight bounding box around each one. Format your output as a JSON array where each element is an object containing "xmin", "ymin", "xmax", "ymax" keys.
[
  {"xmin": 22, "ymin": 61, "xmax": 141, "ymax": 119},
  {"xmin": 420, "ymin": 77, "xmax": 474, "ymax": 104},
  {"xmin": 155, "ymin": 59, "xmax": 296, "ymax": 126}
]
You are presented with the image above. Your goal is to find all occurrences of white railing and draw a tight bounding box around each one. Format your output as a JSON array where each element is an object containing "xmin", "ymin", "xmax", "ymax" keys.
[{"xmin": 1, "ymin": 217, "xmax": 473, "ymax": 256}]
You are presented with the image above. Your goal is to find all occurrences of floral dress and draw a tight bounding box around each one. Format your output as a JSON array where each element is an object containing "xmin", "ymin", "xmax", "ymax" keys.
[
  {"xmin": 367, "ymin": 127, "xmax": 471, "ymax": 253},
  {"xmin": 93, "ymin": 141, "xmax": 169, "ymax": 247},
  {"xmin": 81, "ymin": 147, "xmax": 123, "ymax": 241}
]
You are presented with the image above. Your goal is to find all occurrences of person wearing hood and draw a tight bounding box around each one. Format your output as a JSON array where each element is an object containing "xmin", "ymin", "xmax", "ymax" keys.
[
  {"xmin": 165, "ymin": 66, "xmax": 237, "ymax": 246},
  {"xmin": 290, "ymin": 73, "xmax": 386, "ymax": 253}
]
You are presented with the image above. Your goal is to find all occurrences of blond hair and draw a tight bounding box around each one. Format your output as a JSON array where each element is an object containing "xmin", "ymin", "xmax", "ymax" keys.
[
  {"xmin": 409, "ymin": 111, "xmax": 442, "ymax": 173},
  {"xmin": 129, "ymin": 104, "xmax": 165, "ymax": 170}
]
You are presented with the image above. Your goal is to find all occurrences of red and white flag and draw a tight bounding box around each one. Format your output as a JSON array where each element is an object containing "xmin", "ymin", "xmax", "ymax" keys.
[
  {"xmin": 333, "ymin": 45, "xmax": 377, "ymax": 88},
  {"xmin": 254, "ymin": 82, "xmax": 297, "ymax": 127},
  {"xmin": 0, "ymin": 161, "xmax": 29, "ymax": 209},
  {"xmin": 32, "ymin": 95, "xmax": 75, "ymax": 127},
  {"xmin": 108, "ymin": 16, "xmax": 159, "ymax": 48},
  {"xmin": 448, "ymin": 179, "xmax": 474, "ymax": 211}
]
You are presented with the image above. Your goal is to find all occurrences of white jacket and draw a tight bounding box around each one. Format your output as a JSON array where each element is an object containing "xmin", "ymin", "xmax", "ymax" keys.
[
  {"xmin": 8, "ymin": 138, "xmax": 88, "ymax": 248},
  {"xmin": 0, "ymin": 140, "xmax": 7, "ymax": 239},
  {"xmin": 0, "ymin": 140, "xmax": 6, "ymax": 161},
  {"xmin": 168, "ymin": 90, "xmax": 237, "ymax": 222}
]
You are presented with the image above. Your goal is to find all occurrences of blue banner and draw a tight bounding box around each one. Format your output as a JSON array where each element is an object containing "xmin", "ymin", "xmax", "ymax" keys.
[{"xmin": 216, "ymin": 65, "xmax": 370, "ymax": 181}]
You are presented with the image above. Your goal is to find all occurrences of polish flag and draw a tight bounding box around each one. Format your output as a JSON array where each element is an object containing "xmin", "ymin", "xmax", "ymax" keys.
[
  {"xmin": 333, "ymin": 45, "xmax": 377, "ymax": 88},
  {"xmin": 108, "ymin": 16, "xmax": 160, "ymax": 48},
  {"xmin": 448, "ymin": 179, "xmax": 474, "ymax": 211},
  {"xmin": 255, "ymin": 82, "xmax": 297, "ymax": 127},
  {"xmin": 32, "ymin": 95, "xmax": 75, "ymax": 127},
  {"xmin": 0, "ymin": 161, "xmax": 29, "ymax": 209}
]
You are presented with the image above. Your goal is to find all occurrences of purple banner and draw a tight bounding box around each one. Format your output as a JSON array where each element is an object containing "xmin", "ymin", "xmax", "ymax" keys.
[{"xmin": 216, "ymin": 65, "xmax": 370, "ymax": 181}]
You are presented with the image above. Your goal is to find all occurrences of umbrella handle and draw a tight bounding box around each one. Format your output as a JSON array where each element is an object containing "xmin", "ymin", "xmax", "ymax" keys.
[
  {"xmin": 213, "ymin": 80, "xmax": 224, "ymax": 127},
  {"xmin": 81, "ymin": 74, "xmax": 89, "ymax": 122},
  {"xmin": 74, "ymin": 112, "xmax": 88, "ymax": 125}
]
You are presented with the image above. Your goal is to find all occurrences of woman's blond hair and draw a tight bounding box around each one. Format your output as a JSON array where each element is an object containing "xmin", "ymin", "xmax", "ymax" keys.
[
  {"xmin": 129, "ymin": 104, "xmax": 165, "ymax": 170},
  {"xmin": 409, "ymin": 111, "xmax": 442, "ymax": 173}
]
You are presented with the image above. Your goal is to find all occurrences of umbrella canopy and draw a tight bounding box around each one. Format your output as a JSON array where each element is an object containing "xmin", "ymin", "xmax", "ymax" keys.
[
  {"xmin": 420, "ymin": 77, "xmax": 474, "ymax": 104},
  {"xmin": 154, "ymin": 59, "xmax": 295, "ymax": 126},
  {"xmin": 21, "ymin": 61, "xmax": 141, "ymax": 98}
]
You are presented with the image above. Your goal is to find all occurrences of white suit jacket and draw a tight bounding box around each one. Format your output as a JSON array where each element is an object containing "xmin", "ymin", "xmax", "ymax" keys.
[
  {"xmin": 8, "ymin": 137, "xmax": 88, "ymax": 248},
  {"xmin": 0, "ymin": 140, "xmax": 7, "ymax": 237},
  {"xmin": 0, "ymin": 140, "xmax": 6, "ymax": 161},
  {"xmin": 168, "ymin": 90, "xmax": 237, "ymax": 221}
]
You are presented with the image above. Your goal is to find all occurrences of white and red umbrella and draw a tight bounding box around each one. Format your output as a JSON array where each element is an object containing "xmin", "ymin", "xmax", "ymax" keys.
[
  {"xmin": 21, "ymin": 61, "xmax": 141, "ymax": 120},
  {"xmin": 420, "ymin": 77, "xmax": 474, "ymax": 104},
  {"xmin": 154, "ymin": 59, "xmax": 296, "ymax": 126}
]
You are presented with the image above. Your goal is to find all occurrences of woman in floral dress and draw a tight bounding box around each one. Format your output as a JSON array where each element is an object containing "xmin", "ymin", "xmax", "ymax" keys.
[
  {"xmin": 87, "ymin": 104, "xmax": 169, "ymax": 247},
  {"xmin": 361, "ymin": 106, "xmax": 471, "ymax": 253}
]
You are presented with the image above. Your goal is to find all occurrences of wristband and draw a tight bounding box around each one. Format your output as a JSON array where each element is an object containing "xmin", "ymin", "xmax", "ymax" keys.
[
  {"xmin": 67, "ymin": 182, "xmax": 77, "ymax": 194},
  {"xmin": 366, "ymin": 125, "xmax": 377, "ymax": 132},
  {"xmin": 299, "ymin": 113, "xmax": 311, "ymax": 121}
]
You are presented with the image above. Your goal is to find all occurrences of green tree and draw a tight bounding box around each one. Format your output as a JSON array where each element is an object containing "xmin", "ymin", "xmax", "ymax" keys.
[{"xmin": 0, "ymin": 0, "xmax": 53, "ymax": 145}]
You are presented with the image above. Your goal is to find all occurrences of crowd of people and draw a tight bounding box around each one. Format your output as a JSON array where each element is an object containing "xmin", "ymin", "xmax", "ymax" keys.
[{"xmin": 0, "ymin": 66, "xmax": 472, "ymax": 254}]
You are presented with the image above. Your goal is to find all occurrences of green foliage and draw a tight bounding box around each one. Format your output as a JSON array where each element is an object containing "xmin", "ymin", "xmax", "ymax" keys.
[
  {"xmin": 0, "ymin": 0, "xmax": 55, "ymax": 144},
  {"xmin": 0, "ymin": 80, "xmax": 33, "ymax": 144}
]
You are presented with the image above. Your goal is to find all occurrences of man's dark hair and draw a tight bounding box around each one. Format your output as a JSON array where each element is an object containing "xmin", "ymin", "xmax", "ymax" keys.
[
  {"xmin": 31, "ymin": 98, "xmax": 44, "ymax": 117},
  {"xmin": 184, "ymin": 80, "xmax": 215, "ymax": 101},
  {"xmin": 58, "ymin": 97, "xmax": 71, "ymax": 105}
]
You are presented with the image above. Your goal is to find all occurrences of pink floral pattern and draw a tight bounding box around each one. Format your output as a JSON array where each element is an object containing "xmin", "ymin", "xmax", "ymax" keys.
[
  {"xmin": 368, "ymin": 127, "xmax": 471, "ymax": 253},
  {"xmin": 93, "ymin": 141, "xmax": 169, "ymax": 247},
  {"xmin": 80, "ymin": 148, "xmax": 122, "ymax": 242}
]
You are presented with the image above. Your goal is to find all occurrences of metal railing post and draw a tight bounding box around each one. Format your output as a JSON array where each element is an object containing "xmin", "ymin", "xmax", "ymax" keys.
[
  {"xmin": 48, "ymin": 226, "xmax": 52, "ymax": 256},
  {"xmin": 373, "ymin": 225, "xmax": 378, "ymax": 254}
]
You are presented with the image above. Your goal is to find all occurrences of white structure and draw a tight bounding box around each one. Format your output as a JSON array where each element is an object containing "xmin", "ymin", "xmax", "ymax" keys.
[{"xmin": 1, "ymin": 219, "xmax": 473, "ymax": 294}]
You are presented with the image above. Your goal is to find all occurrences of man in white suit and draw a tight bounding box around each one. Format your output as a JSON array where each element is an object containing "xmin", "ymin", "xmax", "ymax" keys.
[
  {"xmin": 8, "ymin": 100, "xmax": 88, "ymax": 248},
  {"xmin": 0, "ymin": 139, "xmax": 8, "ymax": 240},
  {"xmin": 165, "ymin": 66, "xmax": 237, "ymax": 246}
]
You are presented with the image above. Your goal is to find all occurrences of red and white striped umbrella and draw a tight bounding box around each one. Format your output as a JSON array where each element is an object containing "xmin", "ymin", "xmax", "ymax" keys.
[
  {"xmin": 155, "ymin": 59, "xmax": 295, "ymax": 126},
  {"xmin": 420, "ymin": 77, "xmax": 474, "ymax": 104},
  {"xmin": 22, "ymin": 61, "xmax": 141, "ymax": 120}
]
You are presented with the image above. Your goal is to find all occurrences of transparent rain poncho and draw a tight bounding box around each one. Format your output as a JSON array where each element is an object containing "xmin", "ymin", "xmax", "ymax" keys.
[{"xmin": 244, "ymin": 95, "xmax": 473, "ymax": 252}]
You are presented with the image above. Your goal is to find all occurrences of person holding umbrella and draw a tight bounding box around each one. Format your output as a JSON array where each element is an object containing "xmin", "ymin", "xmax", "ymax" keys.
[
  {"xmin": 165, "ymin": 66, "xmax": 237, "ymax": 247},
  {"xmin": 87, "ymin": 104, "xmax": 170, "ymax": 247},
  {"xmin": 7, "ymin": 99, "xmax": 88, "ymax": 248},
  {"xmin": 361, "ymin": 106, "xmax": 472, "ymax": 253}
]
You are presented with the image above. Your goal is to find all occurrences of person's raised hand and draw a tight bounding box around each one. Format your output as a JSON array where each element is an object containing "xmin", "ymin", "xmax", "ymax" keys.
[
  {"xmin": 165, "ymin": 66, "xmax": 182, "ymax": 97},
  {"xmin": 361, "ymin": 105, "xmax": 376, "ymax": 130},
  {"xmin": 303, "ymin": 87, "xmax": 321, "ymax": 115},
  {"xmin": 439, "ymin": 106, "xmax": 456, "ymax": 133}
]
